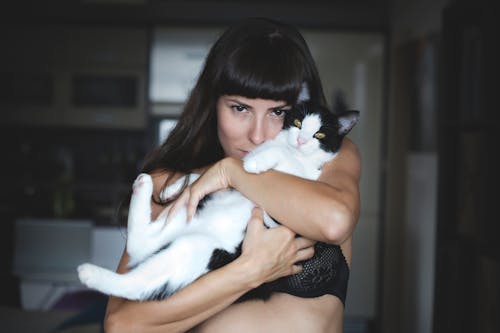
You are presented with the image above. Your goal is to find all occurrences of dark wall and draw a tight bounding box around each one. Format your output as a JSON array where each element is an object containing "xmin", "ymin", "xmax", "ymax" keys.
[{"xmin": 434, "ymin": 1, "xmax": 500, "ymax": 332}]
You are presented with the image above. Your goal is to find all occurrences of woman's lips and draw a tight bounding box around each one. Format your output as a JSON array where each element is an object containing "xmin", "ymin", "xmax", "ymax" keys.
[{"xmin": 240, "ymin": 149, "xmax": 251, "ymax": 157}]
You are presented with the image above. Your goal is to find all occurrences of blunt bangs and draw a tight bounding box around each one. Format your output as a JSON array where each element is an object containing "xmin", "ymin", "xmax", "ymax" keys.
[{"xmin": 214, "ymin": 35, "xmax": 307, "ymax": 104}]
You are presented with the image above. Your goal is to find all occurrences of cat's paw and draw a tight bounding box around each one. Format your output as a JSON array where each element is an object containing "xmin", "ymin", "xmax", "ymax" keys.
[
  {"xmin": 128, "ymin": 174, "xmax": 154, "ymax": 228},
  {"xmin": 243, "ymin": 153, "xmax": 278, "ymax": 174},
  {"xmin": 77, "ymin": 263, "xmax": 100, "ymax": 288},
  {"xmin": 132, "ymin": 173, "xmax": 153, "ymax": 196},
  {"xmin": 263, "ymin": 213, "xmax": 280, "ymax": 228},
  {"xmin": 243, "ymin": 158, "xmax": 260, "ymax": 174}
]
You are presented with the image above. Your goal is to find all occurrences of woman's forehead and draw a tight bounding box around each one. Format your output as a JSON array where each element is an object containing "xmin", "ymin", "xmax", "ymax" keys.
[{"xmin": 220, "ymin": 95, "xmax": 289, "ymax": 107}]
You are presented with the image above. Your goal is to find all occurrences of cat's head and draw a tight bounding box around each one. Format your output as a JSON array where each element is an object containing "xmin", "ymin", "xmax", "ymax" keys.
[{"xmin": 282, "ymin": 102, "xmax": 359, "ymax": 155}]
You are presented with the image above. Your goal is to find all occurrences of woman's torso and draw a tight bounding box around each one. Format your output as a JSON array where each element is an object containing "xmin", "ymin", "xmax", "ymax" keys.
[
  {"xmin": 150, "ymin": 172, "xmax": 352, "ymax": 333},
  {"xmin": 190, "ymin": 239, "xmax": 351, "ymax": 333},
  {"xmin": 190, "ymin": 292, "xmax": 343, "ymax": 333}
]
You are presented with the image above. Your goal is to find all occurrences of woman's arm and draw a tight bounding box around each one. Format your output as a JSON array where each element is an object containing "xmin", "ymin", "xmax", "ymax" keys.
[
  {"xmin": 180, "ymin": 138, "xmax": 361, "ymax": 244},
  {"xmin": 105, "ymin": 207, "xmax": 315, "ymax": 333},
  {"xmin": 234, "ymin": 137, "xmax": 361, "ymax": 244}
]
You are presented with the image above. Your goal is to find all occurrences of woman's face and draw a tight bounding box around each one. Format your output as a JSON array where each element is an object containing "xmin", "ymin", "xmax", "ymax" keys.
[{"xmin": 216, "ymin": 95, "xmax": 291, "ymax": 159}]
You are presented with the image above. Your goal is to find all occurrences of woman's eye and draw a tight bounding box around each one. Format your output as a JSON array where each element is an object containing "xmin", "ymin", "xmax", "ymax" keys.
[
  {"xmin": 314, "ymin": 132, "xmax": 326, "ymax": 139},
  {"xmin": 272, "ymin": 108, "xmax": 287, "ymax": 117},
  {"xmin": 231, "ymin": 105, "xmax": 247, "ymax": 112}
]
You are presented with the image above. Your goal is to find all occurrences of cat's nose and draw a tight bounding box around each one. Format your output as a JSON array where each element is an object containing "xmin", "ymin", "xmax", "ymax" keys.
[{"xmin": 297, "ymin": 136, "xmax": 307, "ymax": 146}]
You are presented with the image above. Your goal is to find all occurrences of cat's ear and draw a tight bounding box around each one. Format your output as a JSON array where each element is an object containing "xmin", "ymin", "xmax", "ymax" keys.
[
  {"xmin": 297, "ymin": 82, "xmax": 310, "ymax": 103},
  {"xmin": 337, "ymin": 110, "xmax": 360, "ymax": 136}
]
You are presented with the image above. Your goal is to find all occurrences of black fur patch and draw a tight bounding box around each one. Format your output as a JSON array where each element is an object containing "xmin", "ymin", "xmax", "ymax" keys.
[
  {"xmin": 197, "ymin": 193, "xmax": 212, "ymax": 210},
  {"xmin": 284, "ymin": 102, "xmax": 357, "ymax": 154},
  {"xmin": 148, "ymin": 282, "xmax": 174, "ymax": 300},
  {"xmin": 154, "ymin": 242, "xmax": 171, "ymax": 255},
  {"xmin": 207, "ymin": 244, "xmax": 242, "ymax": 271}
]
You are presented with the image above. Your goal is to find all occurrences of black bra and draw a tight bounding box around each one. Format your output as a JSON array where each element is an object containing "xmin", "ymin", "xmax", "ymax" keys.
[{"xmin": 238, "ymin": 242, "xmax": 350, "ymax": 305}]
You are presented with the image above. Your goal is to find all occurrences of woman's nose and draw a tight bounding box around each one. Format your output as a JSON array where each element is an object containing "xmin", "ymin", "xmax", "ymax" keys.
[{"xmin": 249, "ymin": 119, "xmax": 266, "ymax": 145}]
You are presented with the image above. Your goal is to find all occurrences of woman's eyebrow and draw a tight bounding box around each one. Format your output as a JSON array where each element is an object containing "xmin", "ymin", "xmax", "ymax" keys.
[
  {"xmin": 226, "ymin": 98, "xmax": 250, "ymax": 108},
  {"xmin": 271, "ymin": 104, "xmax": 291, "ymax": 110},
  {"xmin": 225, "ymin": 97, "xmax": 290, "ymax": 110}
]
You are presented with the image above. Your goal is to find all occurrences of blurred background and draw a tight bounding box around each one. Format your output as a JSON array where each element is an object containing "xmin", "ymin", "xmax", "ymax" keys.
[{"xmin": 0, "ymin": 0, "xmax": 497, "ymax": 332}]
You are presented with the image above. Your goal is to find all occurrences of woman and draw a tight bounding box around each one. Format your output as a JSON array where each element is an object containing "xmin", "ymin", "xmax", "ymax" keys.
[{"xmin": 105, "ymin": 18, "xmax": 360, "ymax": 333}]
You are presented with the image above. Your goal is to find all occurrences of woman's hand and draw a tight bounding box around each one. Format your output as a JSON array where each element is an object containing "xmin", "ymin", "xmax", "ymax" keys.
[
  {"xmin": 167, "ymin": 158, "xmax": 233, "ymax": 221},
  {"xmin": 239, "ymin": 207, "xmax": 316, "ymax": 285}
]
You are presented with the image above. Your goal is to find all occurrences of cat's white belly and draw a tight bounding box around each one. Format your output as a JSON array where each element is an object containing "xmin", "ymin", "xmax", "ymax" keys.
[{"xmin": 187, "ymin": 191, "xmax": 254, "ymax": 251}]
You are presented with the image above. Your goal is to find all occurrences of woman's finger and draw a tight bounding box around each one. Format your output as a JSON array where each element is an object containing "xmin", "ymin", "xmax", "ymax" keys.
[
  {"xmin": 250, "ymin": 206, "xmax": 264, "ymax": 220},
  {"xmin": 245, "ymin": 207, "xmax": 265, "ymax": 234},
  {"xmin": 295, "ymin": 246, "xmax": 315, "ymax": 262},
  {"xmin": 291, "ymin": 264, "xmax": 303, "ymax": 275},
  {"xmin": 166, "ymin": 189, "xmax": 190, "ymax": 222},
  {"xmin": 186, "ymin": 186, "xmax": 204, "ymax": 221},
  {"xmin": 294, "ymin": 236, "xmax": 316, "ymax": 250}
]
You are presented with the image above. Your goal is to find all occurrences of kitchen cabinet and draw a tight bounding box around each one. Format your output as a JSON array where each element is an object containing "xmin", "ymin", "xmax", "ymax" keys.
[
  {"xmin": 13, "ymin": 219, "xmax": 125, "ymax": 310},
  {"xmin": 0, "ymin": 25, "xmax": 149, "ymax": 129}
]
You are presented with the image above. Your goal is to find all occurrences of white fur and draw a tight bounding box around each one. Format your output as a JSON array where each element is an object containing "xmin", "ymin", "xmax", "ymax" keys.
[
  {"xmin": 245, "ymin": 114, "xmax": 334, "ymax": 179},
  {"xmin": 77, "ymin": 113, "xmax": 339, "ymax": 300}
]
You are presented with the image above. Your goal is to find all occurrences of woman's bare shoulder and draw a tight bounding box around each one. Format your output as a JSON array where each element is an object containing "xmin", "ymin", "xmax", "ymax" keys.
[
  {"xmin": 338, "ymin": 138, "xmax": 360, "ymax": 165},
  {"xmin": 148, "ymin": 170, "xmax": 184, "ymax": 201},
  {"xmin": 321, "ymin": 137, "xmax": 361, "ymax": 180}
]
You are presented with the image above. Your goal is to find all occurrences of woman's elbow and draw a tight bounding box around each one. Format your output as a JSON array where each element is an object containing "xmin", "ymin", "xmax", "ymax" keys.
[
  {"xmin": 105, "ymin": 308, "xmax": 181, "ymax": 333},
  {"xmin": 104, "ymin": 311, "xmax": 140, "ymax": 333},
  {"xmin": 104, "ymin": 312, "xmax": 124, "ymax": 333},
  {"xmin": 321, "ymin": 203, "xmax": 357, "ymax": 244}
]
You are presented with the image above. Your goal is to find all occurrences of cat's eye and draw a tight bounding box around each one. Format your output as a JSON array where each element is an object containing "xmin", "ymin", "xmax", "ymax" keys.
[
  {"xmin": 314, "ymin": 132, "xmax": 326, "ymax": 139},
  {"xmin": 293, "ymin": 119, "xmax": 302, "ymax": 128}
]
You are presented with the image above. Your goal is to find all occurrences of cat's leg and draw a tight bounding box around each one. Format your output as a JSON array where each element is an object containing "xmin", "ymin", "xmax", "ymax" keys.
[
  {"xmin": 78, "ymin": 263, "xmax": 144, "ymax": 300},
  {"xmin": 139, "ymin": 233, "xmax": 222, "ymax": 297},
  {"xmin": 144, "ymin": 173, "xmax": 205, "ymax": 249},
  {"xmin": 128, "ymin": 174, "xmax": 205, "ymax": 266},
  {"xmin": 78, "ymin": 233, "xmax": 225, "ymax": 300},
  {"xmin": 77, "ymin": 262, "xmax": 170, "ymax": 301},
  {"xmin": 262, "ymin": 211, "xmax": 280, "ymax": 228},
  {"xmin": 126, "ymin": 174, "xmax": 170, "ymax": 263},
  {"xmin": 243, "ymin": 145, "xmax": 286, "ymax": 174}
]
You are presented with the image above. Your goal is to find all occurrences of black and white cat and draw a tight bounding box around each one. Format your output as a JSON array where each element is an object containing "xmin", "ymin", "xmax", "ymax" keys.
[{"xmin": 77, "ymin": 101, "xmax": 359, "ymax": 301}]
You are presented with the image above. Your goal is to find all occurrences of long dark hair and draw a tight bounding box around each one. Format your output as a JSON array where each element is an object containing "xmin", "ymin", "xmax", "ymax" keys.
[{"xmin": 142, "ymin": 18, "xmax": 326, "ymax": 184}]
